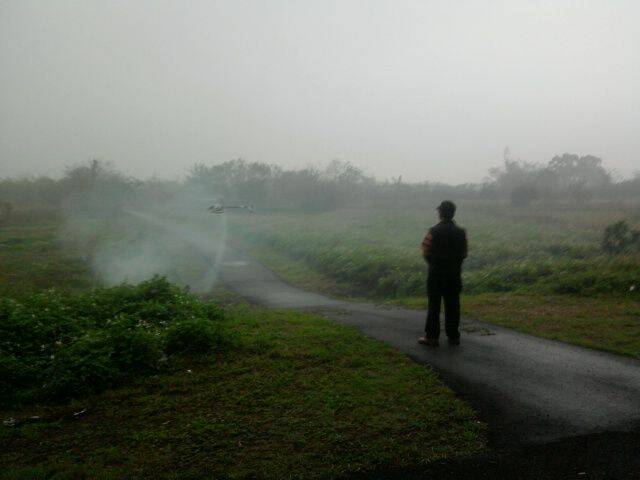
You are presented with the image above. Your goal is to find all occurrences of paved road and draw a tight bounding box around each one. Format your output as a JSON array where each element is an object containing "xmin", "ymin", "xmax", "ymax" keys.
[{"xmin": 219, "ymin": 249, "xmax": 640, "ymax": 445}]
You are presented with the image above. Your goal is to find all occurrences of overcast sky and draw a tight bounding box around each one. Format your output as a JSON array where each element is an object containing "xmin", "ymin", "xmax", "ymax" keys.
[{"xmin": 1, "ymin": 0, "xmax": 638, "ymax": 183}]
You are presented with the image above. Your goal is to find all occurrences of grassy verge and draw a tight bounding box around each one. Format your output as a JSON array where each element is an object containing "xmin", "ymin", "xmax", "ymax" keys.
[
  {"xmin": 461, "ymin": 293, "xmax": 640, "ymax": 357},
  {"xmin": 0, "ymin": 210, "xmax": 94, "ymax": 299},
  {"xmin": 1, "ymin": 304, "xmax": 486, "ymax": 479},
  {"xmin": 241, "ymin": 242, "xmax": 640, "ymax": 358}
]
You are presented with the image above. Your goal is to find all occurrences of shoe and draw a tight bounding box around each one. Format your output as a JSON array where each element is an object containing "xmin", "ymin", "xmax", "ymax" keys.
[
  {"xmin": 448, "ymin": 337, "xmax": 460, "ymax": 346},
  {"xmin": 418, "ymin": 336, "xmax": 439, "ymax": 347}
]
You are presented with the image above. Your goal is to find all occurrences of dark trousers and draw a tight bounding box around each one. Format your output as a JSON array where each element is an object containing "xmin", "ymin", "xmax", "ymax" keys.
[{"xmin": 425, "ymin": 273, "xmax": 461, "ymax": 340}]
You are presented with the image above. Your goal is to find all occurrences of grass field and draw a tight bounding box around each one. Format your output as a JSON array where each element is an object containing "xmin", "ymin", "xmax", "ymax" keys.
[
  {"xmin": 0, "ymin": 210, "xmax": 94, "ymax": 299},
  {"xmin": 230, "ymin": 203, "xmax": 640, "ymax": 358},
  {"xmin": 232, "ymin": 203, "xmax": 640, "ymax": 297},
  {"xmin": 0, "ymin": 305, "xmax": 485, "ymax": 479},
  {"xmin": 0, "ymin": 208, "xmax": 486, "ymax": 478}
]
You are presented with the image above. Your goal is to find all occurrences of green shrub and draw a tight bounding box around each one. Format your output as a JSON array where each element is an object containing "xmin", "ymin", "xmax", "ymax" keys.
[
  {"xmin": 0, "ymin": 276, "xmax": 229, "ymax": 406},
  {"xmin": 106, "ymin": 317, "xmax": 163, "ymax": 372},
  {"xmin": 164, "ymin": 319, "xmax": 224, "ymax": 355},
  {"xmin": 0, "ymin": 353, "xmax": 34, "ymax": 401},
  {"xmin": 44, "ymin": 332, "xmax": 121, "ymax": 399}
]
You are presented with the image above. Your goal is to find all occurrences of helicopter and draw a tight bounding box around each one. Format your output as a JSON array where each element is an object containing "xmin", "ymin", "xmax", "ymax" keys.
[{"xmin": 208, "ymin": 199, "xmax": 254, "ymax": 214}]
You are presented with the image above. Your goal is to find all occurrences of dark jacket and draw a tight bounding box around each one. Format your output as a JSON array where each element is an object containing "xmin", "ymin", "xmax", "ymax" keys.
[{"xmin": 420, "ymin": 220, "xmax": 468, "ymax": 276}]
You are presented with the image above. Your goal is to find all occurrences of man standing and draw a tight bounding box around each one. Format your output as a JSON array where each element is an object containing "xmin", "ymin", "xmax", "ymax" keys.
[{"xmin": 418, "ymin": 200, "xmax": 468, "ymax": 347}]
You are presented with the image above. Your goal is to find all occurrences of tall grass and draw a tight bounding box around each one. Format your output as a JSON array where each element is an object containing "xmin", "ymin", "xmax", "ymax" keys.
[{"xmin": 233, "ymin": 205, "xmax": 640, "ymax": 298}]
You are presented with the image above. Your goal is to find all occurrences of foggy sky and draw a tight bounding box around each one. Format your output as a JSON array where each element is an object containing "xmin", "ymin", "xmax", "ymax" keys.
[{"xmin": 1, "ymin": 0, "xmax": 639, "ymax": 183}]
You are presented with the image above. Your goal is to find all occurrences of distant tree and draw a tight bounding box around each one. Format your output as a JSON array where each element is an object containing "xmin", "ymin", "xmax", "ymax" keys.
[
  {"xmin": 488, "ymin": 152, "xmax": 613, "ymax": 202},
  {"xmin": 324, "ymin": 159, "xmax": 368, "ymax": 184},
  {"xmin": 488, "ymin": 159, "xmax": 542, "ymax": 193},
  {"xmin": 62, "ymin": 159, "xmax": 135, "ymax": 192},
  {"xmin": 510, "ymin": 184, "xmax": 539, "ymax": 207},
  {"xmin": 61, "ymin": 159, "xmax": 137, "ymax": 217},
  {"xmin": 275, "ymin": 168, "xmax": 332, "ymax": 211},
  {"xmin": 567, "ymin": 183, "xmax": 593, "ymax": 204},
  {"xmin": 547, "ymin": 153, "xmax": 611, "ymax": 190},
  {"xmin": 477, "ymin": 182, "xmax": 499, "ymax": 200},
  {"xmin": 503, "ymin": 146, "xmax": 512, "ymax": 163},
  {"xmin": 322, "ymin": 160, "xmax": 372, "ymax": 208},
  {"xmin": 186, "ymin": 159, "xmax": 276, "ymax": 205}
]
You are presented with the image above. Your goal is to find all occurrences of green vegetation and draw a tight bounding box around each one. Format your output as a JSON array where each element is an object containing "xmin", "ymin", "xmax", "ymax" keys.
[
  {"xmin": 232, "ymin": 205, "xmax": 640, "ymax": 298},
  {"xmin": 231, "ymin": 205, "xmax": 640, "ymax": 358},
  {"xmin": 462, "ymin": 293, "xmax": 640, "ymax": 357},
  {"xmin": 602, "ymin": 220, "xmax": 640, "ymax": 254},
  {"xmin": 0, "ymin": 209, "xmax": 94, "ymax": 299},
  {"xmin": 0, "ymin": 208, "xmax": 485, "ymax": 478},
  {"xmin": 0, "ymin": 276, "xmax": 228, "ymax": 406},
  {"xmin": 0, "ymin": 305, "xmax": 486, "ymax": 479}
]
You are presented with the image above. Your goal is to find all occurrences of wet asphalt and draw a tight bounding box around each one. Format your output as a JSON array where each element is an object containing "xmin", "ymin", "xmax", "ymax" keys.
[{"xmin": 218, "ymin": 249, "xmax": 640, "ymax": 448}]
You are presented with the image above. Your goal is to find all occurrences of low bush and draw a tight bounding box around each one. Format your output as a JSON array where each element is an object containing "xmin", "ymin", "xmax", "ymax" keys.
[
  {"xmin": 0, "ymin": 276, "xmax": 230, "ymax": 406},
  {"xmin": 164, "ymin": 318, "xmax": 228, "ymax": 355}
]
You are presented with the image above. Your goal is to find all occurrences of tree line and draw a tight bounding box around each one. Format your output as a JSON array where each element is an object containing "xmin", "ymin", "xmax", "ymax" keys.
[{"xmin": 1, "ymin": 153, "xmax": 638, "ymax": 213}]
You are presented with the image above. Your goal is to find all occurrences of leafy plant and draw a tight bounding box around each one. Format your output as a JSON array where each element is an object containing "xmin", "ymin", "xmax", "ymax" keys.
[
  {"xmin": 164, "ymin": 318, "xmax": 225, "ymax": 355},
  {"xmin": 0, "ymin": 277, "xmax": 230, "ymax": 406}
]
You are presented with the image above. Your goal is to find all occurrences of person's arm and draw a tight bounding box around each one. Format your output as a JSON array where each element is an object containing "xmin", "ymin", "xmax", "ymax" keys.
[
  {"xmin": 421, "ymin": 231, "xmax": 433, "ymax": 262},
  {"xmin": 462, "ymin": 229, "xmax": 468, "ymax": 260}
]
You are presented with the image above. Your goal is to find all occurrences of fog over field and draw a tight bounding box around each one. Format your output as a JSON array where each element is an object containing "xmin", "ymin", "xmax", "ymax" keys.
[
  {"xmin": 2, "ymin": 5, "xmax": 640, "ymax": 476},
  {"xmin": 1, "ymin": 0, "xmax": 639, "ymax": 183}
]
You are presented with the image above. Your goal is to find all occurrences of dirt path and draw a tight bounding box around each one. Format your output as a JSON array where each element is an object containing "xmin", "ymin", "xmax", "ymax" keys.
[{"xmin": 219, "ymin": 248, "xmax": 640, "ymax": 447}]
